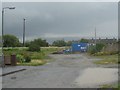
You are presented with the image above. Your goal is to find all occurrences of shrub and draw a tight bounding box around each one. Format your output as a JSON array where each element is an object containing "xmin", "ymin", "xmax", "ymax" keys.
[
  {"xmin": 16, "ymin": 54, "xmax": 25, "ymax": 63},
  {"xmin": 28, "ymin": 43, "xmax": 41, "ymax": 52},
  {"xmin": 88, "ymin": 45, "xmax": 97, "ymax": 54},
  {"xmin": 24, "ymin": 55, "xmax": 31, "ymax": 63},
  {"xmin": 96, "ymin": 43, "xmax": 105, "ymax": 52},
  {"xmin": 88, "ymin": 43, "xmax": 105, "ymax": 54},
  {"xmin": 16, "ymin": 53, "xmax": 31, "ymax": 63}
]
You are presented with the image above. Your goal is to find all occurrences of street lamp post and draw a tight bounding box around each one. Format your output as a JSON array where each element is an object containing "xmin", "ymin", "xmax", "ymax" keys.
[
  {"xmin": 23, "ymin": 18, "xmax": 26, "ymax": 47},
  {"xmin": 2, "ymin": 7, "xmax": 15, "ymax": 67},
  {"xmin": 95, "ymin": 27, "xmax": 97, "ymax": 52}
]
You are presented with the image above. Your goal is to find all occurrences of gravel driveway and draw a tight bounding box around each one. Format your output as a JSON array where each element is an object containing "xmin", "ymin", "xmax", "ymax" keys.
[{"xmin": 2, "ymin": 54, "xmax": 118, "ymax": 88}]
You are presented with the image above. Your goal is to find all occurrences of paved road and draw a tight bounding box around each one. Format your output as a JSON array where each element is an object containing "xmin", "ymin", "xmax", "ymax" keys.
[{"xmin": 2, "ymin": 54, "xmax": 118, "ymax": 88}]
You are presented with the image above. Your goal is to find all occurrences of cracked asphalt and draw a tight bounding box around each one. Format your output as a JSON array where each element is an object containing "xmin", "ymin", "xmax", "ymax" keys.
[{"xmin": 2, "ymin": 54, "xmax": 118, "ymax": 88}]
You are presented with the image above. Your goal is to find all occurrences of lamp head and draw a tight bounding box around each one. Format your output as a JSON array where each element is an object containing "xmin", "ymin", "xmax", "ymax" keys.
[{"xmin": 9, "ymin": 7, "xmax": 15, "ymax": 9}]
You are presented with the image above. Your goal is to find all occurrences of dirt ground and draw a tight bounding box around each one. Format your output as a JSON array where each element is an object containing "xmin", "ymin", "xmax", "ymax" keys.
[{"xmin": 2, "ymin": 54, "xmax": 118, "ymax": 88}]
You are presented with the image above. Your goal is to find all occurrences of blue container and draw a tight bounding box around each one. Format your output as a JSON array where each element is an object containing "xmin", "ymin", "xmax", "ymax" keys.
[{"xmin": 72, "ymin": 43, "xmax": 88, "ymax": 52}]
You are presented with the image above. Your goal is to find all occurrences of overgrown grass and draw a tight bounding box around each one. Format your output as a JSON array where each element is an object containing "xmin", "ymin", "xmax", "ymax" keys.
[
  {"xmin": 100, "ymin": 82, "xmax": 120, "ymax": 89},
  {"xmin": 3, "ymin": 47, "xmax": 64, "ymax": 66},
  {"xmin": 41, "ymin": 47, "xmax": 65, "ymax": 55},
  {"xmin": 17, "ymin": 60, "xmax": 46, "ymax": 66},
  {"xmin": 93, "ymin": 54, "xmax": 118, "ymax": 65}
]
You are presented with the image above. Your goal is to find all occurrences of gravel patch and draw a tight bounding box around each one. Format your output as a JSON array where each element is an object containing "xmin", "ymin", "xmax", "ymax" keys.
[{"xmin": 75, "ymin": 67, "xmax": 118, "ymax": 88}]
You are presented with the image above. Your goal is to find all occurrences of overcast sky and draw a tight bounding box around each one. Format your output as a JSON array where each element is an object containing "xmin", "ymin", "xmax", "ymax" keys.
[{"xmin": 2, "ymin": 2, "xmax": 118, "ymax": 43}]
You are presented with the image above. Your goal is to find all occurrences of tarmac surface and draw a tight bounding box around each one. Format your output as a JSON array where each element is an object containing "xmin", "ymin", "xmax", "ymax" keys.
[{"xmin": 2, "ymin": 54, "xmax": 118, "ymax": 88}]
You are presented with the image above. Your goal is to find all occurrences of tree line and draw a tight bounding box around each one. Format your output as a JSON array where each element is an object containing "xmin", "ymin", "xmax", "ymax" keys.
[
  {"xmin": 3, "ymin": 34, "xmax": 90, "ymax": 47},
  {"xmin": 3, "ymin": 34, "xmax": 49, "ymax": 47},
  {"xmin": 3, "ymin": 34, "xmax": 107, "ymax": 53}
]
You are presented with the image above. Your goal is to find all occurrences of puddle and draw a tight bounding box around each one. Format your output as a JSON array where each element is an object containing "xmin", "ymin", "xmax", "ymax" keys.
[{"xmin": 75, "ymin": 67, "xmax": 118, "ymax": 88}]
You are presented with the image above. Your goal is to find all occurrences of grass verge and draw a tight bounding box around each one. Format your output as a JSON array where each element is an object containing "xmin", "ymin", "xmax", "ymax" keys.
[
  {"xmin": 93, "ymin": 54, "xmax": 118, "ymax": 65},
  {"xmin": 100, "ymin": 83, "xmax": 120, "ymax": 89},
  {"xmin": 3, "ymin": 47, "xmax": 64, "ymax": 66},
  {"xmin": 17, "ymin": 59, "xmax": 46, "ymax": 66}
]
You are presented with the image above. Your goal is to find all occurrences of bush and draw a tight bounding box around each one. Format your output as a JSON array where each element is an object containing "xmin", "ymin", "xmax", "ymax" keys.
[
  {"xmin": 28, "ymin": 44, "xmax": 41, "ymax": 52},
  {"xmin": 16, "ymin": 53, "xmax": 31, "ymax": 63},
  {"xmin": 88, "ymin": 43, "xmax": 105, "ymax": 54},
  {"xmin": 24, "ymin": 55, "xmax": 31, "ymax": 63},
  {"xmin": 96, "ymin": 43, "xmax": 105, "ymax": 52},
  {"xmin": 16, "ymin": 54, "xmax": 25, "ymax": 63},
  {"xmin": 88, "ymin": 45, "xmax": 97, "ymax": 54}
]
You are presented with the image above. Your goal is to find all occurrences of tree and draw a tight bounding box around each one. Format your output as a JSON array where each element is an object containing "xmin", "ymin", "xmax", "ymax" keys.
[
  {"xmin": 28, "ymin": 43, "xmax": 40, "ymax": 52},
  {"xmin": 3, "ymin": 34, "xmax": 20, "ymax": 47},
  {"xmin": 25, "ymin": 41, "xmax": 31, "ymax": 47},
  {"xmin": 52, "ymin": 40, "xmax": 66, "ymax": 47},
  {"xmin": 80, "ymin": 38, "xmax": 88, "ymax": 43},
  {"xmin": 66, "ymin": 41, "xmax": 72, "ymax": 46},
  {"xmin": 30, "ymin": 38, "xmax": 49, "ymax": 47}
]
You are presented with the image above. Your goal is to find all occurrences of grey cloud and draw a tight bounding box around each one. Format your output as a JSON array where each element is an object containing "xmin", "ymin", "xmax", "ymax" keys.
[
  {"xmin": 0, "ymin": 2, "xmax": 2, "ymax": 35},
  {"xmin": 2, "ymin": 2, "xmax": 118, "ymax": 43}
]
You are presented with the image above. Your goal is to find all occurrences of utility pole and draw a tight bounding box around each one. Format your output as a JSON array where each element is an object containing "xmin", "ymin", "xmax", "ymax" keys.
[
  {"xmin": 95, "ymin": 27, "xmax": 97, "ymax": 52},
  {"xmin": 2, "ymin": 9, "xmax": 4, "ymax": 52},
  {"xmin": 95, "ymin": 27, "xmax": 97, "ymax": 45},
  {"xmin": 2, "ymin": 8, "xmax": 4, "ymax": 67},
  {"xmin": 23, "ymin": 18, "xmax": 26, "ymax": 47}
]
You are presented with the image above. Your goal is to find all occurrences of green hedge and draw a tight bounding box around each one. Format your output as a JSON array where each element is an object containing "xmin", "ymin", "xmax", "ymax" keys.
[{"xmin": 28, "ymin": 44, "xmax": 41, "ymax": 52}]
